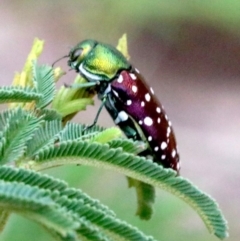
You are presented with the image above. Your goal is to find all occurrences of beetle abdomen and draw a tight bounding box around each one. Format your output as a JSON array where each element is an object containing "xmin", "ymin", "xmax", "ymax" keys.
[{"xmin": 110, "ymin": 69, "xmax": 180, "ymax": 172}]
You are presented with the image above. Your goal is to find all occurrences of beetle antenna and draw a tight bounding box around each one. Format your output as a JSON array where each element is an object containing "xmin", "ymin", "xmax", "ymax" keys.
[{"xmin": 52, "ymin": 55, "xmax": 69, "ymax": 67}]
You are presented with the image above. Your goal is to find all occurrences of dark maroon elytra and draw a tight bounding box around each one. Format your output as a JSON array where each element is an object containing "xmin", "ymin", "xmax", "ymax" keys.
[{"xmin": 111, "ymin": 69, "xmax": 180, "ymax": 172}]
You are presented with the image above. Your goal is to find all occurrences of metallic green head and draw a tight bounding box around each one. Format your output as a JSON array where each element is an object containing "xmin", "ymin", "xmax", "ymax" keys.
[{"xmin": 68, "ymin": 40, "xmax": 131, "ymax": 81}]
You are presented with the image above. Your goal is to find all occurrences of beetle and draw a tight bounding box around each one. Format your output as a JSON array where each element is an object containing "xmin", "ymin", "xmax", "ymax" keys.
[{"xmin": 67, "ymin": 39, "xmax": 180, "ymax": 173}]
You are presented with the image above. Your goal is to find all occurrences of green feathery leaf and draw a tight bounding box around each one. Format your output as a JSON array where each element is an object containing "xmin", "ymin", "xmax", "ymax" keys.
[
  {"xmin": 76, "ymin": 217, "xmax": 111, "ymax": 241},
  {"xmin": 37, "ymin": 109, "xmax": 62, "ymax": 121},
  {"xmin": 59, "ymin": 123, "xmax": 106, "ymax": 142},
  {"xmin": 0, "ymin": 180, "xmax": 79, "ymax": 237},
  {"xmin": 34, "ymin": 141, "xmax": 228, "ymax": 239},
  {"xmin": 25, "ymin": 120, "xmax": 62, "ymax": 157},
  {"xmin": 0, "ymin": 108, "xmax": 43, "ymax": 164},
  {"xmin": 0, "ymin": 86, "xmax": 42, "ymax": 104},
  {"xmin": 82, "ymin": 124, "xmax": 106, "ymax": 137},
  {"xmin": 0, "ymin": 166, "xmax": 114, "ymax": 217},
  {"xmin": 58, "ymin": 123, "xmax": 85, "ymax": 142},
  {"xmin": 109, "ymin": 138, "xmax": 155, "ymax": 220},
  {"xmin": 32, "ymin": 62, "xmax": 55, "ymax": 108},
  {"xmin": 43, "ymin": 228, "xmax": 78, "ymax": 241},
  {"xmin": 108, "ymin": 138, "xmax": 147, "ymax": 155},
  {"xmin": 54, "ymin": 196, "xmax": 157, "ymax": 241},
  {"xmin": 0, "ymin": 166, "xmax": 67, "ymax": 191},
  {"xmin": 0, "ymin": 166, "xmax": 158, "ymax": 241}
]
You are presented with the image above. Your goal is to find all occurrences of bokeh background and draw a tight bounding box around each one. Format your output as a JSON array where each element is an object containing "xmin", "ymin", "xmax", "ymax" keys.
[{"xmin": 1, "ymin": 1, "xmax": 239, "ymax": 240}]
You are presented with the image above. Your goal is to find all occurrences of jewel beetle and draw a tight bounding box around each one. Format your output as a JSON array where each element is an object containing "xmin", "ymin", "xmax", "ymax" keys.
[{"xmin": 67, "ymin": 39, "xmax": 180, "ymax": 173}]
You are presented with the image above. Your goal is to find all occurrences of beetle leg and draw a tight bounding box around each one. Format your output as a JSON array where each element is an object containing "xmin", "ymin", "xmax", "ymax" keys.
[
  {"xmin": 64, "ymin": 82, "xmax": 97, "ymax": 89},
  {"xmin": 82, "ymin": 96, "xmax": 107, "ymax": 132}
]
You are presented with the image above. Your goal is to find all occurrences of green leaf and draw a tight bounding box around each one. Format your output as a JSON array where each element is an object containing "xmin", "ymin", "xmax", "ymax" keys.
[
  {"xmin": 0, "ymin": 208, "xmax": 10, "ymax": 232},
  {"xmin": 59, "ymin": 123, "xmax": 106, "ymax": 142},
  {"xmin": 32, "ymin": 62, "xmax": 55, "ymax": 108},
  {"xmin": 34, "ymin": 141, "xmax": 228, "ymax": 239},
  {"xmin": 53, "ymin": 75, "xmax": 94, "ymax": 107},
  {"xmin": 0, "ymin": 108, "xmax": 43, "ymax": 164},
  {"xmin": 0, "ymin": 166, "xmax": 68, "ymax": 191},
  {"xmin": 0, "ymin": 166, "xmax": 114, "ymax": 217},
  {"xmin": 44, "ymin": 228, "xmax": 79, "ymax": 241},
  {"xmin": 89, "ymin": 127, "xmax": 122, "ymax": 144},
  {"xmin": 52, "ymin": 75, "xmax": 95, "ymax": 119},
  {"xmin": 61, "ymin": 188, "xmax": 115, "ymax": 218},
  {"xmin": 76, "ymin": 217, "xmax": 111, "ymax": 241},
  {"xmin": 0, "ymin": 180, "xmax": 79, "ymax": 237},
  {"xmin": 127, "ymin": 178, "xmax": 155, "ymax": 220},
  {"xmin": 55, "ymin": 196, "xmax": 157, "ymax": 241},
  {"xmin": 25, "ymin": 120, "xmax": 62, "ymax": 157},
  {"xmin": 108, "ymin": 138, "xmax": 147, "ymax": 154},
  {"xmin": 0, "ymin": 86, "xmax": 42, "ymax": 104},
  {"xmin": 37, "ymin": 109, "xmax": 62, "ymax": 121},
  {"xmin": 109, "ymin": 138, "xmax": 154, "ymax": 220},
  {"xmin": 0, "ymin": 166, "xmax": 157, "ymax": 241},
  {"xmin": 82, "ymin": 124, "xmax": 106, "ymax": 137},
  {"xmin": 55, "ymin": 98, "xmax": 94, "ymax": 117},
  {"xmin": 58, "ymin": 122, "xmax": 85, "ymax": 142}
]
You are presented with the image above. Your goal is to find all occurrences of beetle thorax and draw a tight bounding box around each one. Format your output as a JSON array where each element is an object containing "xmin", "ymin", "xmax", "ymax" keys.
[{"xmin": 81, "ymin": 43, "xmax": 130, "ymax": 81}]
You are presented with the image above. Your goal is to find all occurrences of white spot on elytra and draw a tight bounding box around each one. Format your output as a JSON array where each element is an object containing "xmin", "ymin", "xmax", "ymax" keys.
[
  {"xmin": 167, "ymin": 126, "xmax": 171, "ymax": 137},
  {"xmin": 115, "ymin": 111, "xmax": 128, "ymax": 124},
  {"xmin": 126, "ymin": 100, "xmax": 132, "ymax": 106},
  {"xmin": 130, "ymin": 73, "xmax": 137, "ymax": 80},
  {"xmin": 135, "ymin": 68, "xmax": 140, "ymax": 73},
  {"xmin": 141, "ymin": 101, "xmax": 145, "ymax": 107},
  {"xmin": 144, "ymin": 117, "xmax": 153, "ymax": 126},
  {"xmin": 172, "ymin": 149, "xmax": 176, "ymax": 158},
  {"xmin": 154, "ymin": 146, "xmax": 159, "ymax": 152},
  {"xmin": 168, "ymin": 121, "xmax": 172, "ymax": 127},
  {"xmin": 161, "ymin": 141, "xmax": 167, "ymax": 150},
  {"xmin": 156, "ymin": 107, "xmax": 161, "ymax": 113},
  {"xmin": 139, "ymin": 120, "xmax": 143, "ymax": 125},
  {"xmin": 165, "ymin": 114, "xmax": 168, "ymax": 120},
  {"xmin": 150, "ymin": 87, "xmax": 154, "ymax": 95},
  {"xmin": 132, "ymin": 85, "xmax": 138, "ymax": 93},
  {"xmin": 161, "ymin": 154, "xmax": 166, "ymax": 160},
  {"xmin": 145, "ymin": 93, "xmax": 151, "ymax": 102},
  {"xmin": 117, "ymin": 74, "xmax": 123, "ymax": 83},
  {"xmin": 148, "ymin": 136, "xmax": 152, "ymax": 141},
  {"xmin": 157, "ymin": 117, "xmax": 161, "ymax": 123}
]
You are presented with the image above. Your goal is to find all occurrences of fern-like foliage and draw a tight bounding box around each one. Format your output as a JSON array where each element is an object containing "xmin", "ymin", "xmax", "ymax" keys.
[
  {"xmin": 0, "ymin": 86, "xmax": 42, "ymax": 104},
  {"xmin": 37, "ymin": 109, "xmax": 62, "ymax": 121},
  {"xmin": 32, "ymin": 61, "xmax": 55, "ymax": 108},
  {"xmin": 108, "ymin": 138, "xmax": 147, "ymax": 155},
  {"xmin": 0, "ymin": 108, "xmax": 43, "ymax": 164},
  {"xmin": 32, "ymin": 140, "xmax": 228, "ymax": 239},
  {"xmin": 0, "ymin": 166, "xmax": 157, "ymax": 241},
  {"xmin": 25, "ymin": 120, "xmax": 62, "ymax": 157},
  {"xmin": 0, "ymin": 38, "xmax": 228, "ymax": 241}
]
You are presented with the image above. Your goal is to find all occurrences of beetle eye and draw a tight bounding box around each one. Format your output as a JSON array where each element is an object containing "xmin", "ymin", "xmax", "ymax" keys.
[{"xmin": 71, "ymin": 48, "xmax": 83, "ymax": 61}]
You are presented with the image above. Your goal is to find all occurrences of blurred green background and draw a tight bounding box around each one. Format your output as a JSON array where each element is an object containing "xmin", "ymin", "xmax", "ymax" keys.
[{"xmin": 1, "ymin": 1, "xmax": 240, "ymax": 240}]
